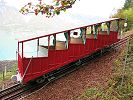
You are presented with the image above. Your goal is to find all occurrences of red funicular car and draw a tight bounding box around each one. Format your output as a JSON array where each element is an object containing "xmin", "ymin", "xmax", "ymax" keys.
[{"xmin": 15, "ymin": 18, "xmax": 124, "ymax": 84}]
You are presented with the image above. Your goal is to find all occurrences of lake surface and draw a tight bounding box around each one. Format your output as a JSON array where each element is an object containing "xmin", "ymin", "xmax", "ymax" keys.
[{"xmin": 0, "ymin": 32, "xmax": 17, "ymax": 60}]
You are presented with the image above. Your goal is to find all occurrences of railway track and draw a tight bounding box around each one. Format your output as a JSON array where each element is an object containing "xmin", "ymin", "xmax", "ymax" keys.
[
  {"xmin": 0, "ymin": 83, "xmax": 23, "ymax": 100},
  {"xmin": 0, "ymin": 81, "xmax": 49, "ymax": 100},
  {"xmin": 0, "ymin": 35, "xmax": 132, "ymax": 100},
  {"xmin": 111, "ymin": 36, "xmax": 131, "ymax": 49}
]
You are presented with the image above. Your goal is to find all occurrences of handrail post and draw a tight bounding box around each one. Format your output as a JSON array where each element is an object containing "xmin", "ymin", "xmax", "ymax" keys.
[{"xmin": 22, "ymin": 42, "xmax": 23, "ymax": 59}]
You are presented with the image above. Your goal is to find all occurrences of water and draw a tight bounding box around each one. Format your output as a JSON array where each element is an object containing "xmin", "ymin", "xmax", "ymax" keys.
[
  {"xmin": 0, "ymin": 33, "xmax": 17, "ymax": 60},
  {"xmin": 0, "ymin": 1, "xmax": 24, "ymax": 60}
]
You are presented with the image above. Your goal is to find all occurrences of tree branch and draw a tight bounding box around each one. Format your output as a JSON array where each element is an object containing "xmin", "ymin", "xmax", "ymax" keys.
[{"xmin": 20, "ymin": 0, "xmax": 78, "ymax": 17}]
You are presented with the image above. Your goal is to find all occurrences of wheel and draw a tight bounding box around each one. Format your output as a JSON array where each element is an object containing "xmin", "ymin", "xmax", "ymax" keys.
[
  {"xmin": 36, "ymin": 77, "xmax": 45, "ymax": 84},
  {"xmin": 75, "ymin": 60, "xmax": 82, "ymax": 66}
]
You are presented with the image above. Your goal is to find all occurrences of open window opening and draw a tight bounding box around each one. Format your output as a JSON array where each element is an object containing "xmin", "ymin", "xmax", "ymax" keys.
[
  {"xmin": 56, "ymin": 32, "xmax": 68, "ymax": 50},
  {"xmin": 23, "ymin": 39, "xmax": 38, "ymax": 58},
  {"xmin": 99, "ymin": 22, "xmax": 110, "ymax": 35},
  {"xmin": 86, "ymin": 25, "xmax": 98, "ymax": 39},
  {"xmin": 21, "ymin": 36, "xmax": 49, "ymax": 58},
  {"xmin": 49, "ymin": 32, "xmax": 69, "ymax": 50},
  {"xmin": 38, "ymin": 36, "xmax": 49, "ymax": 57},
  {"xmin": 110, "ymin": 20, "xmax": 119, "ymax": 32},
  {"xmin": 70, "ymin": 28, "xmax": 86, "ymax": 44}
]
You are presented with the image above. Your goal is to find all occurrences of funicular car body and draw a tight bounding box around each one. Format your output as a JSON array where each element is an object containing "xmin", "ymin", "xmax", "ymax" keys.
[{"xmin": 17, "ymin": 18, "xmax": 124, "ymax": 84}]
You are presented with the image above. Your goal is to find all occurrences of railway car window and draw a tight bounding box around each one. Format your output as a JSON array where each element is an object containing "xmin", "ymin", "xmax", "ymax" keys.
[
  {"xmin": 55, "ymin": 33, "xmax": 68, "ymax": 50},
  {"xmin": 86, "ymin": 25, "xmax": 98, "ymax": 39},
  {"xmin": 38, "ymin": 36, "xmax": 48, "ymax": 57},
  {"xmin": 86, "ymin": 26, "xmax": 92, "ymax": 38},
  {"xmin": 98, "ymin": 24, "xmax": 102, "ymax": 32},
  {"xmin": 110, "ymin": 20, "xmax": 118, "ymax": 32},
  {"xmin": 100, "ymin": 23, "xmax": 108, "ymax": 34},
  {"xmin": 23, "ymin": 39, "xmax": 38, "ymax": 58},
  {"xmin": 70, "ymin": 28, "xmax": 85, "ymax": 44}
]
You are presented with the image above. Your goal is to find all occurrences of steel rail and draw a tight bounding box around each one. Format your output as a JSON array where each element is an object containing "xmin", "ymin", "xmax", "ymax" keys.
[{"xmin": 0, "ymin": 83, "xmax": 23, "ymax": 99}]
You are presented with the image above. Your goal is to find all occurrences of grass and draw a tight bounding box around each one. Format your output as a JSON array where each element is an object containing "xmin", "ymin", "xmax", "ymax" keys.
[{"xmin": 0, "ymin": 63, "xmax": 17, "ymax": 83}]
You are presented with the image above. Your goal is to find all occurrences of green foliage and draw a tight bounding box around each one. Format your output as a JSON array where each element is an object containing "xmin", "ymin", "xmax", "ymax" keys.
[
  {"xmin": 123, "ymin": 0, "xmax": 133, "ymax": 10},
  {"xmin": 0, "ymin": 63, "xmax": 17, "ymax": 83},
  {"xmin": 113, "ymin": 8, "xmax": 133, "ymax": 30},
  {"xmin": 112, "ymin": 0, "xmax": 133, "ymax": 30},
  {"xmin": 85, "ymin": 88, "xmax": 97, "ymax": 97}
]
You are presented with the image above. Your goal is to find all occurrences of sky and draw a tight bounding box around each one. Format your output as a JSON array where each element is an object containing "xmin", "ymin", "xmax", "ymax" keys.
[
  {"xmin": 4, "ymin": 0, "xmax": 126, "ymax": 17},
  {"xmin": 0, "ymin": 0, "xmax": 126, "ymax": 60}
]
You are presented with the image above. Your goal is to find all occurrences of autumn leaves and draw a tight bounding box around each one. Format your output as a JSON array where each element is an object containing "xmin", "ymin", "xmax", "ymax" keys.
[{"xmin": 20, "ymin": 0, "xmax": 77, "ymax": 17}]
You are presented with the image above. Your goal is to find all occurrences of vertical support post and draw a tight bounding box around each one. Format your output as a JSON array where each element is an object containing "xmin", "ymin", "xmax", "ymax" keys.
[
  {"xmin": 37, "ymin": 38, "xmax": 39, "ymax": 57},
  {"xmin": 48, "ymin": 36, "xmax": 50, "ymax": 51},
  {"xmin": 119, "ymin": 19, "xmax": 123, "ymax": 39},
  {"xmin": 18, "ymin": 42, "xmax": 19, "ymax": 55},
  {"xmin": 80, "ymin": 28, "xmax": 86, "ymax": 44},
  {"xmin": 91, "ymin": 25, "xmax": 93, "ymax": 34},
  {"xmin": 68, "ymin": 30, "xmax": 70, "ymax": 44},
  {"xmin": 64, "ymin": 32, "xmax": 69, "ymax": 49},
  {"xmin": 53, "ymin": 34, "xmax": 56, "ymax": 49},
  {"xmin": 94, "ymin": 25, "xmax": 98, "ymax": 39},
  {"xmin": 106, "ymin": 21, "xmax": 111, "ymax": 35},
  {"xmin": 116, "ymin": 19, "xmax": 119, "ymax": 32},
  {"xmin": 80, "ymin": 28, "xmax": 83, "ymax": 38},
  {"xmin": 84, "ymin": 27, "xmax": 87, "ymax": 44},
  {"xmin": 22, "ymin": 42, "xmax": 23, "ymax": 59}
]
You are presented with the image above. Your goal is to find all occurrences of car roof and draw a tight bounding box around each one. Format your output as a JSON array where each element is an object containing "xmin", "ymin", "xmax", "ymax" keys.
[{"xmin": 18, "ymin": 15, "xmax": 120, "ymax": 42}]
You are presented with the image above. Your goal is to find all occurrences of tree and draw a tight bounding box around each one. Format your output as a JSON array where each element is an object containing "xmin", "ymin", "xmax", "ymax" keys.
[
  {"xmin": 20, "ymin": 0, "xmax": 78, "ymax": 17},
  {"xmin": 123, "ymin": 0, "xmax": 133, "ymax": 10},
  {"xmin": 112, "ymin": 0, "xmax": 133, "ymax": 30}
]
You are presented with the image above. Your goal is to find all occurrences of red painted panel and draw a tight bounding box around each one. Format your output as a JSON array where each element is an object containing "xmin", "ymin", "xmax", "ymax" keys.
[
  {"xmin": 41, "ymin": 58, "xmax": 49, "ymax": 71},
  {"xmin": 69, "ymin": 44, "xmax": 85, "ymax": 58},
  {"xmin": 18, "ymin": 54, "xmax": 23, "ymax": 76},
  {"xmin": 109, "ymin": 31, "xmax": 118, "ymax": 44},
  {"xmin": 20, "ymin": 31, "xmax": 119, "ymax": 83},
  {"xmin": 48, "ymin": 50, "xmax": 57, "ymax": 65},
  {"xmin": 22, "ymin": 57, "xmax": 49, "ymax": 83},
  {"xmin": 85, "ymin": 39, "xmax": 93, "ymax": 53},
  {"xmin": 69, "ymin": 44, "xmax": 76, "ymax": 57},
  {"xmin": 97, "ymin": 34, "xmax": 109, "ymax": 48}
]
